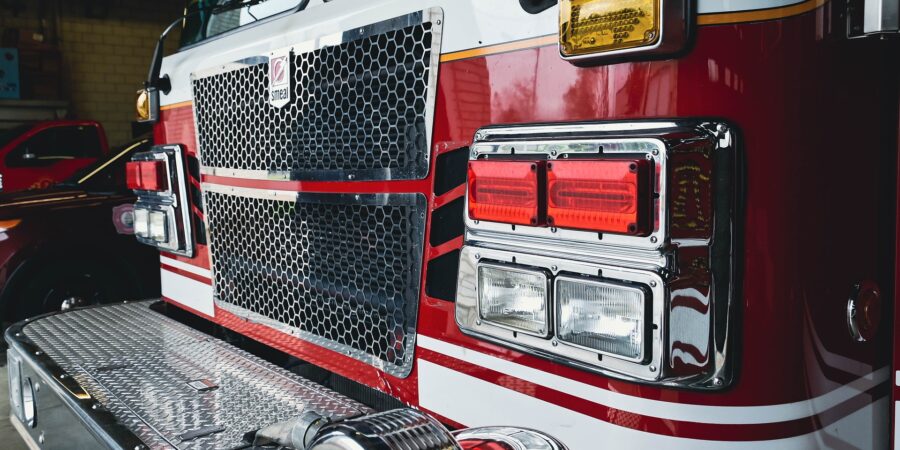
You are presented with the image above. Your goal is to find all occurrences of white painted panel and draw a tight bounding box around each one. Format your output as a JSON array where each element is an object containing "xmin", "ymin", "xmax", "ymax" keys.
[{"xmin": 160, "ymin": 268, "xmax": 215, "ymax": 317}]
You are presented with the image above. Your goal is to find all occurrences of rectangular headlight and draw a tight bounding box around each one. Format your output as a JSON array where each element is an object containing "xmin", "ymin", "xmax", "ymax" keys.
[
  {"xmin": 149, "ymin": 210, "xmax": 168, "ymax": 243},
  {"xmin": 556, "ymin": 276, "xmax": 647, "ymax": 361},
  {"xmin": 478, "ymin": 263, "xmax": 549, "ymax": 337},
  {"xmin": 134, "ymin": 208, "xmax": 150, "ymax": 238}
]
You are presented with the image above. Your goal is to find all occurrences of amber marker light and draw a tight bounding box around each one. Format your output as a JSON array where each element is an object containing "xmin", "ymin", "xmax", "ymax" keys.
[
  {"xmin": 559, "ymin": 0, "xmax": 661, "ymax": 57},
  {"xmin": 136, "ymin": 89, "xmax": 151, "ymax": 121}
]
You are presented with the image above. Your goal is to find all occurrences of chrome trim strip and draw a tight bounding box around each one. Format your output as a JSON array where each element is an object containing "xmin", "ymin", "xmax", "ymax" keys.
[
  {"xmin": 133, "ymin": 144, "xmax": 195, "ymax": 257},
  {"xmin": 457, "ymin": 245, "xmax": 666, "ymax": 381}
]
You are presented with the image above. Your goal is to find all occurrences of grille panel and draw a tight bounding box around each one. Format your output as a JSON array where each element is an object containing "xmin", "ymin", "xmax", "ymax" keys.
[
  {"xmin": 206, "ymin": 189, "xmax": 426, "ymax": 377},
  {"xmin": 192, "ymin": 11, "xmax": 441, "ymax": 181}
]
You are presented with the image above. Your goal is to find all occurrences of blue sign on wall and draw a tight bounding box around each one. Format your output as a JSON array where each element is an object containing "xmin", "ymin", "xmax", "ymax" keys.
[{"xmin": 0, "ymin": 48, "xmax": 21, "ymax": 100}]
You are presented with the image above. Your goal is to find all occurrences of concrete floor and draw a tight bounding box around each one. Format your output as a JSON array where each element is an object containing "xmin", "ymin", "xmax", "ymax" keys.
[{"xmin": 0, "ymin": 357, "xmax": 31, "ymax": 450}]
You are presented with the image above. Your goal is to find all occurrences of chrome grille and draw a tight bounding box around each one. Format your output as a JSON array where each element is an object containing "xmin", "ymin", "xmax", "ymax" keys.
[
  {"xmin": 205, "ymin": 188, "xmax": 426, "ymax": 377},
  {"xmin": 191, "ymin": 10, "xmax": 442, "ymax": 181}
]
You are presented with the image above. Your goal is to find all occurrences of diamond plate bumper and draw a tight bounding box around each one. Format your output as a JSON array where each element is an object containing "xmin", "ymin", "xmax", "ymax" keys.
[{"xmin": 5, "ymin": 301, "xmax": 372, "ymax": 450}]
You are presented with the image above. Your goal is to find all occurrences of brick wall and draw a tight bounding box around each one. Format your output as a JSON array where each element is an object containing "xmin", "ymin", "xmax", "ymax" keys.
[{"xmin": 1, "ymin": 0, "xmax": 184, "ymax": 145}]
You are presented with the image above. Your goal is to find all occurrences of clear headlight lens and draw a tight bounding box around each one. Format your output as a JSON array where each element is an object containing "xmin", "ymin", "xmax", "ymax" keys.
[
  {"xmin": 478, "ymin": 264, "xmax": 549, "ymax": 337},
  {"xmin": 134, "ymin": 208, "xmax": 149, "ymax": 238},
  {"xmin": 149, "ymin": 210, "xmax": 168, "ymax": 243},
  {"xmin": 556, "ymin": 276, "xmax": 646, "ymax": 361}
]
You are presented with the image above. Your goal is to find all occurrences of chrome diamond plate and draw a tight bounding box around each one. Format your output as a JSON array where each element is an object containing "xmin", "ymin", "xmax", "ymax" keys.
[
  {"xmin": 192, "ymin": 9, "xmax": 443, "ymax": 181},
  {"xmin": 204, "ymin": 187, "xmax": 426, "ymax": 378},
  {"xmin": 21, "ymin": 302, "xmax": 370, "ymax": 450}
]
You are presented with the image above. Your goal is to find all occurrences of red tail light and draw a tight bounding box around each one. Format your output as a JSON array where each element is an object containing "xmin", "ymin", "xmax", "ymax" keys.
[
  {"xmin": 468, "ymin": 160, "xmax": 542, "ymax": 226},
  {"xmin": 458, "ymin": 440, "xmax": 515, "ymax": 450},
  {"xmin": 546, "ymin": 159, "xmax": 648, "ymax": 234},
  {"xmin": 126, "ymin": 160, "xmax": 168, "ymax": 191}
]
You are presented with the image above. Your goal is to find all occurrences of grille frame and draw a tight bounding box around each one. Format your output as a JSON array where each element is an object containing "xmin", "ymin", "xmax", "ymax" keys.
[
  {"xmin": 203, "ymin": 184, "xmax": 427, "ymax": 378},
  {"xmin": 190, "ymin": 8, "xmax": 444, "ymax": 182}
]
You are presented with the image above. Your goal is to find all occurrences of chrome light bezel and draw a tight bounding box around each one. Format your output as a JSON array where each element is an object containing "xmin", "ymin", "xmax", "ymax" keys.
[
  {"xmin": 456, "ymin": 245, "xmax": 665, "ymax": 382},
  {"xmin": 131, "ymin": 144, "xmax": 194, "ymax": 257}
]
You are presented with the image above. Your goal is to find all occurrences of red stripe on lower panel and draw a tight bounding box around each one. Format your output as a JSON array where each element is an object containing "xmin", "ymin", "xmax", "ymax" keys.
[
  {"xmin": 160, "ymin": 264, "xmax": 211, "ymax": 284},
  {"xmin": 212, "ymin": 305, "xmax": 419, "ymax": 404},
  {"xmin": 161, "ymin": 246, "xmax": 211, "ymax": 270},
  {"xmin": 416, "ymin": 348, "xmax": 888, "ymax": 441},
  {"xmin": 202, "ymin": 174, "xmax": 432, "ymax": 194}
]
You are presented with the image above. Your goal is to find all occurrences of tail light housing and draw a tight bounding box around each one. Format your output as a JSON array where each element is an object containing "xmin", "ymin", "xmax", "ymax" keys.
[
  {"xmin": 546, "ymin": 159, "xmax": 649, "ymax": 235},
  {"xmin": 468, "ymin": 160, "xmax": 543, "ymax": 226},
  {"xmin": 126, "ymin": 160, "xmax": 168, "ymax": 192},
  {"xmin": 457, "ymin": 121, "xmax": 739, "ymax": 389},
  {"xmin": 129, "ymin": 144, "xmax": 194, "ymax": 256}
]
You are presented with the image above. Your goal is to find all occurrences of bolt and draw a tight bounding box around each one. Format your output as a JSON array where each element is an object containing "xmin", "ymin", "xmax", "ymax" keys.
[
  {"xmin": 35, "ymin": 351, "xmax": 42, "ymax": 356},
  {"xmin": 476, "ymin": 319, "xmax": 482, "ymax": 326},
  {"xmin": 712, "ymin": 377, "xmax": 725, "ymax": 386},
  {"xmin": 92, "ymin": 403, "xmax": 100, "ymax": 410},
  {"xmin": 38, "ymin": 432, "xmax": 44, "ymax": 444},
  {"xmin": 436, "ymin": 19, "xmax": 442, "ymax": 25},
  {"xmin": 550, "ymin": 150, "xmax": 557, "ymax": 157},
  {"xmin": 472, "ymin": 150, "xmax": 479, "ymax": 157},
  {"xmin": 650, "ymin": 236, "xmax": 658, "ymax": 243},
  {"xmin": 562, "ymin": 154, "xmax": 569, "ymax": 159},
  {"xmin": 550, "ymin": 227, "xmax": 558, "ymax": 233},
  {"xmin": 474, "ymin": 253, "xmax": 481, "ymax": 260},
  {"xmin": 652, "ymin": 149, "xmax": 659, "ymax": 156},
  {"xmin": 717, "ymin": 124, "xmax": 727, "ymax": 134},
  {"xmin": 649, "ymin": 280, "xmax": 657, "ymax": 287},
  {"xmin": 348, "ymin": 174, "xmax": 355, "ymax": 180},
  {"xmin": 649, "ymin": 365, "xmax": 657, "ymax": 372},
  {"xmin": 551, "ymin": 339, "xmax": 559, "ymax": 347},
  {"xmin": 354, "ymin": 194, "xmax": 361, "ymax": 201},
  {"xmin": 473, "ymin": 220, "xmax": 480, "ymax": 225},
  {"xmin": 551, "ymin": 265, "xmax": 558, "ymax": 272}
]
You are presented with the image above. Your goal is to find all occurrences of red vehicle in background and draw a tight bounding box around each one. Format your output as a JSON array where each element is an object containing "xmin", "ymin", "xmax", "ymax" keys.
[{"xmin": 0, "ymin": 120, "xmax": 109, "ymax": 192}]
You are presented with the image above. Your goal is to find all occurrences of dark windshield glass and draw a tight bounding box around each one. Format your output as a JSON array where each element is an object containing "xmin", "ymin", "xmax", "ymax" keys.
[
  {"xmin": 179, "ymin": 0, "xmax": 302, "ymax": 47},
  {"xmin": 0, "ymin": 124, "xmax": 34, "ymax": 149}
]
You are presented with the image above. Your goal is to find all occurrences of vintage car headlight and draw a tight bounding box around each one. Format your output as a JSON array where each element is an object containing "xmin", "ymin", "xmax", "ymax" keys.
[
  {"xmin": 478, "ymin": 263, "xmax": 550, "ymax": 337},
  {"xmin": 556, "ymin": 276, "xmax": 647, "ymax": 362}
]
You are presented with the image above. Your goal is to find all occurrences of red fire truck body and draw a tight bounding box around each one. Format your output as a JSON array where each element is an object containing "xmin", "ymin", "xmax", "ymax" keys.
[{"xmin": 7, "ymin": 1, "xmax": 899, "ymax": 449}]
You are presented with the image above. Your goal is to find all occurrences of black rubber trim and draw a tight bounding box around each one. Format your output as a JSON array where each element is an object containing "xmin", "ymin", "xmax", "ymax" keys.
[
  {"xmin": 429, "ymin": 197, "xmax": 464, "ymax": 247},
  {"xmin": 425, "ymin": 250, "xmax": 461, "ymax": 302},
  {"xmin": 520, "ymin": 0, "xmax": 555, "ymax": 14},
  {"xmin": 433, "ymin": 147, "xmax": 469, "ymax": 196}
]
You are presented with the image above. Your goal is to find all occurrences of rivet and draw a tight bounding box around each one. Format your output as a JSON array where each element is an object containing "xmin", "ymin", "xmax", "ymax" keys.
[
  {"xmin": 473, "ymin": 220, "xmax": 480, "ymax": 225},
  {"xmin": 562, "ymin": 154, "xmax": 569, "ymax": 159},
  {"xmin": 474, "ymin": 253, "xmax": 481, "ymax": 260},
  {"xmin": 475, "ymin": 319, "xmax": 482, "ymax": 326},
  {"xmin": 92, "ymin": 403, "xmax": 100, "ymax": 410},
  {"xmin": 551, "ymin": 265, "xmax": 558, "ymax": 272},
  {"xmin": 649, "ymin": 365, "xmax": 657, "ymax": 372},
  {"xmin": 348, "ymin": 174, "xmax": 355, "ymax": 180},
  {"xmin": 651, "ymin": 149, "xmax": 659, "ymax": 156},
  {"xmin": 35, "ymin": 351, "xmax": 42, "ymax": 356},
  {"xmin": 550, "ymin": 227, "xmax": 558, "ymax": 233},
  {"xmin": 550, "ymin": 150, "xmax": 557, "ymax": 157},
  {"xmin": 650, "ymin": 236, "xmax": 658, "ymax": 243},
  {"xmin": 436, "ymin": 19, "xmax": 442, "ymax": 25},
  {"xmin": 551, "ymin": 339, "xmax": 559, "ymax": 347},
  {"xmin": 712, "ymin": 377, "xmax": 724, "ymax": 386},
  {"xmin": 649, "ymin": 281, "xmax": 657, "ymax": 287}
]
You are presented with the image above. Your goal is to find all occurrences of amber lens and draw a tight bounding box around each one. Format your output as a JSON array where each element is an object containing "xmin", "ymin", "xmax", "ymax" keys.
[
  {"xmin": 560, "ymin": 0, "xmax": 660, "ymax": 57},
  {"xmin": 136, "ymin": 89, "xmax": 150, "ymax": 120}
]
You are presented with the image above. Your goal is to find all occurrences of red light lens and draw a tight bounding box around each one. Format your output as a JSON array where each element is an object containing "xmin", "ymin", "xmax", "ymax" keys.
[
  {"xmin": 468, "ymin": 160, "xmax": 542, "ymax": 226},
  {"xmin": 126, "ymin": 160, "xmax": 167, "ymax": 191},
  {"xmin": 547, "ymin": 159, "xmax": 648, "ymax": 234}
]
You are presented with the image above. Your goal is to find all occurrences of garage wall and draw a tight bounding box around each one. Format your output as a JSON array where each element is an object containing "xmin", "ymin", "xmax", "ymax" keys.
[{"xmin": 0, "ymin": 0, "xmax": 184, "ymax": 145}]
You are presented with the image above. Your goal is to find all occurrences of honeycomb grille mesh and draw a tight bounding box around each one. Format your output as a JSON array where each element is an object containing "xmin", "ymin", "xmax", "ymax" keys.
[
  {"xmin": 205, "ymin": 190, "xmax": 426, "ymax": 376},
  {"xmin": 192, "ymin": 19, "xmax": 436, "ymax": 180}
]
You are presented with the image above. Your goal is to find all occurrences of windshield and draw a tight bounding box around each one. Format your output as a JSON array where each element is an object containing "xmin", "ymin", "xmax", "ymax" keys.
[
  {"xmin": 180, "ymin": 0, "xmax": 303, "ymax": 47},
  {"xmin": 60, "ymin": 138, "xmax": 151, "ymax": 189}
]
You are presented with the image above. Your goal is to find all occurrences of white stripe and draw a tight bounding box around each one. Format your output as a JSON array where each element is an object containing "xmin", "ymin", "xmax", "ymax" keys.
[
  {"xmin": 417, "ymin": 334, "xmax": 887, "ymax": 425},
  {"xmin": 697, "ymin": 0, "xmax": 807, "ymax": 14},
  {"xmin": 160, "ymin": 269, "xmax": 215, "ymax": 317},
  {"xmin": 159, "ymin": 255, "xmax": 212, "ymax": 279},
  {"xmin": 418, "ymin": 360, "xmax": 887, "ymax": 450}
]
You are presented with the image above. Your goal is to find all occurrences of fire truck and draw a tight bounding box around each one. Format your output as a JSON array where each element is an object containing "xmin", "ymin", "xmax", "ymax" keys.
[{"xmin": 6, "ymin": 0, "xmax": 899, "ymax": 448}]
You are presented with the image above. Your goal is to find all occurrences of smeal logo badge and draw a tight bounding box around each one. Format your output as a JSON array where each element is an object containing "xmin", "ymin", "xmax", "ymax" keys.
[{"xmin": 268, "ymin": 50, "xmax": 291, "ymax": 108}]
